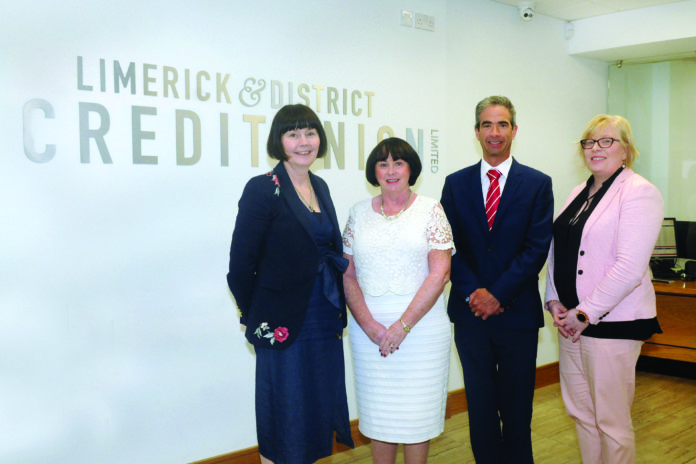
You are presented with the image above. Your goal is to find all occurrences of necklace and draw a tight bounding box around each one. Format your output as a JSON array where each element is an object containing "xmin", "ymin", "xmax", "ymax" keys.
[
  {"xmin": 569, "ymin": 191, "xmax": 596, "ymax": 226},
  {"xmin": 381, "ymin": 190, "xmax": 412, "ymax": 220},
  {"xmin": 293, "ymin": 182, "xmax": 315, "ymax": 212}
]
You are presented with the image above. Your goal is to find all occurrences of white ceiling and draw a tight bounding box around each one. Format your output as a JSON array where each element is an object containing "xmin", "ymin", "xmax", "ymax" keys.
[
  {"xmin": 489, "ymin": 0, "xmax": 696, "ymax": 62},
  {"xmin": 489, "ymin": 0, "xmax": 687, "ymax": 21}
]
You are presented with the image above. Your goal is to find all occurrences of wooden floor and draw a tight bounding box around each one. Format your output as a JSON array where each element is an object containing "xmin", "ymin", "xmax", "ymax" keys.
[{"xmin": 318, "ymin": 371, "xmax": 696, "ymax": 464}]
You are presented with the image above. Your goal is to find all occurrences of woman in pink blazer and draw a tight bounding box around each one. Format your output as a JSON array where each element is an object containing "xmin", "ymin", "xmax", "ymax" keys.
[{"xmin": 545, "ymin": 114, "xmax": 664, "ymax": 464}]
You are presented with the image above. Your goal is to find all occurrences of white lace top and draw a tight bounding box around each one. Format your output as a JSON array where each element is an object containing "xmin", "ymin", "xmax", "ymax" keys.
[{"xmin": 342, "ymin": 195, "xmax": 454, "ymax": 296}]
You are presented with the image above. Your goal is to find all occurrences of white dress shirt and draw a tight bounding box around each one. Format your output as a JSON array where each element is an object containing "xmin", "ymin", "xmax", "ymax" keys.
[{"xmin": 480, "ymin": 156, "xmax": 513, "ymax": 205}]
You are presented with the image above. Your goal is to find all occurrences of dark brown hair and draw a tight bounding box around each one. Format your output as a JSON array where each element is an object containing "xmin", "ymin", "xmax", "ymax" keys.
[
  {"xmin": 266, "ymin": 104, "xmax": 327, "ymax": 161},
  {"xmin": 365, "ymin": 137, "xmax": 422, "ymax": 187}
]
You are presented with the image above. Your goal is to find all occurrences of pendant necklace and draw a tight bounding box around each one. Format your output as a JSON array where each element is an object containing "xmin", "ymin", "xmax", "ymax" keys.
[
  {"xmin": 381, "ymin": 190, "xmax": 412, "ymax": 220},
  {"xmin": 294, "ymin": 182, "xmax": 316, "ymax": 212},
  {"xmin": 569, "ymin": 191, "xmax": 596, "ymax": 226}
]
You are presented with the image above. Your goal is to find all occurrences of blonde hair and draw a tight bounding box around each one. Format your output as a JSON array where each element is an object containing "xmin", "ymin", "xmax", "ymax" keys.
[{"xmin": 578, "ymin": 114, "xmax": 638, "ymax": 168}]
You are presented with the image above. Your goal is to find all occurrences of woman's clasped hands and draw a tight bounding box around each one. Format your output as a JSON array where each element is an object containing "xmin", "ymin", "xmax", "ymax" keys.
[
  {"xmin": 369, "ymin": 320, "xmax": 408, "ymax": 357},
  {"xmin": 546, "ymin": 300, "xmax": 589, "ymax": 343}
]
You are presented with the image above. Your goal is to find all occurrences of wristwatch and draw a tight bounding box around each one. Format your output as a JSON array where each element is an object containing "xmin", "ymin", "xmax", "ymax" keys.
[
  {"xmin": 400, "ymin": 318, "xmax": 411, "ymax": 333},
  {"xmin": 576, "ymin": 310, "xmax": 589, "ymax": 324}
]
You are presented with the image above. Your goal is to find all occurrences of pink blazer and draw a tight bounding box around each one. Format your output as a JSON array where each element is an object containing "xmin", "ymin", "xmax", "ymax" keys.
[{"xmin": 545, "ymin": 169, "xmax": 664, "ymax": 324}]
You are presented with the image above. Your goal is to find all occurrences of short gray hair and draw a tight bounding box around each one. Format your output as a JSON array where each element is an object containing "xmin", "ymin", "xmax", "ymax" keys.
[{"xmin": 475, "ymin": 96, "xmax": 516, "ymax": 129}]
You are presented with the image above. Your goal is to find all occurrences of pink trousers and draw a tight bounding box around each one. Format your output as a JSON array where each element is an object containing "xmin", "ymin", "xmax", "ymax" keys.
[{"xmin": 558, "ymin": 334, "xmax": 643, "ymax": 464}]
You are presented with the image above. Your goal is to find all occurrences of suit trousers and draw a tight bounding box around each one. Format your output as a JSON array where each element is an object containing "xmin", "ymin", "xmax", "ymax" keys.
[
  {"xmin": 454, "ymin": 321, "xmax": 538, "ymax": 464},
  {"xmin": 559, "ymin": 334, "xmax": 643, "ymax": 464}
]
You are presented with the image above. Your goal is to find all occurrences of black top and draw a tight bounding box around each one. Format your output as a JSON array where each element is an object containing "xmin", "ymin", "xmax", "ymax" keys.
[{"xmin": 553, "ymin": 167, "xmax": 661, "ymax": 340}]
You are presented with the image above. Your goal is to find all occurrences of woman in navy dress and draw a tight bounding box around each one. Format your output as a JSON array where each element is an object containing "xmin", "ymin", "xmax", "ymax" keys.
[{"xmin": 227, "ymin": 104, "xmax": 354, "ymax": 464}]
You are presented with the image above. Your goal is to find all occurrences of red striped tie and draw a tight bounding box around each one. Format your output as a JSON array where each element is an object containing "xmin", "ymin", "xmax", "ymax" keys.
[{"xmin": 485, "ymin": 169, "xmax": 502, "ymax": 230}]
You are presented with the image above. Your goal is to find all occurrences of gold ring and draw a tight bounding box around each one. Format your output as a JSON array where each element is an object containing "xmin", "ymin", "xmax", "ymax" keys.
[{"xmin": 389, "ymin": 344, "xmax": 394, "ymax": 348}]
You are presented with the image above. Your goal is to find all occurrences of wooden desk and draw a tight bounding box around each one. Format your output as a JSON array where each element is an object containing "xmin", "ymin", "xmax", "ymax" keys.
[{"xmin": 640, "ymin": 280, "xmax": 696, "ymax": 363}]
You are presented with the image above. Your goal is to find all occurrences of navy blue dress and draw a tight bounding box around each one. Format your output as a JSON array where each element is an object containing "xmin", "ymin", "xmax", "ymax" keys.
[{"xmin": 254, "ymin": 208, "xmax": 354, "ymax": 464}]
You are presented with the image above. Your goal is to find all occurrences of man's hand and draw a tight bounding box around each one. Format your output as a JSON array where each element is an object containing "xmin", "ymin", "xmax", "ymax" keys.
[{"xmin": 468, "ymin": 288, "xmax": 503, "ymax": 320}]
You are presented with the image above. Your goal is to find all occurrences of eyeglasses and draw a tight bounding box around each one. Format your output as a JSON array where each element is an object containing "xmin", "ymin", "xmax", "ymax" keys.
[{"xmin": 579, "ymin": 138, "xmax": 620, "ymax": 149}]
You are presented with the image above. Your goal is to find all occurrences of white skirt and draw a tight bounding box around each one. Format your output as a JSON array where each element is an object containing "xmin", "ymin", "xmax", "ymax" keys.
[{"xmin": 348, "ymin": 292, "xmax": 451, "ymax": 443}]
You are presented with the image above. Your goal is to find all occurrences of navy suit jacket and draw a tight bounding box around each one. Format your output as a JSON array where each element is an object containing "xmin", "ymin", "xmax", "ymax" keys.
[
  {"xmin": 440, "ymin": 158, "xmax": 553, "ymax": 329},
  {"xmin": 227, "ymin": 161, "xmax": 347, "ymax": 349}
]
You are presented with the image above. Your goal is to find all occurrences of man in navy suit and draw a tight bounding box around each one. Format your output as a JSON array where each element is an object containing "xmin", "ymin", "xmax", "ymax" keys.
[{"xmin": 440, "ymin": 96, "xmax": 553, "ymax": 463}]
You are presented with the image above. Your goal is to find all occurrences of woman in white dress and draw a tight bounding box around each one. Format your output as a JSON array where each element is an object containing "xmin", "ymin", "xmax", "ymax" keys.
[{"xmin": 342, "ymin": 137, "xmax": 454, "ymax": 464}]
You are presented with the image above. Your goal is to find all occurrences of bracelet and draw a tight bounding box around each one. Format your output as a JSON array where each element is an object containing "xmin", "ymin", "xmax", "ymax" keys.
[{"xmin": 400, "ymin": 318, "xmax": 411, "ymax": 333}]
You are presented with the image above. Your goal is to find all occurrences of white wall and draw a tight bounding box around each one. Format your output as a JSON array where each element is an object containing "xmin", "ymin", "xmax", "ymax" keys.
[{"xmin": 0, "ymin": 1, "xmax": 606, "ymax": 463}]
